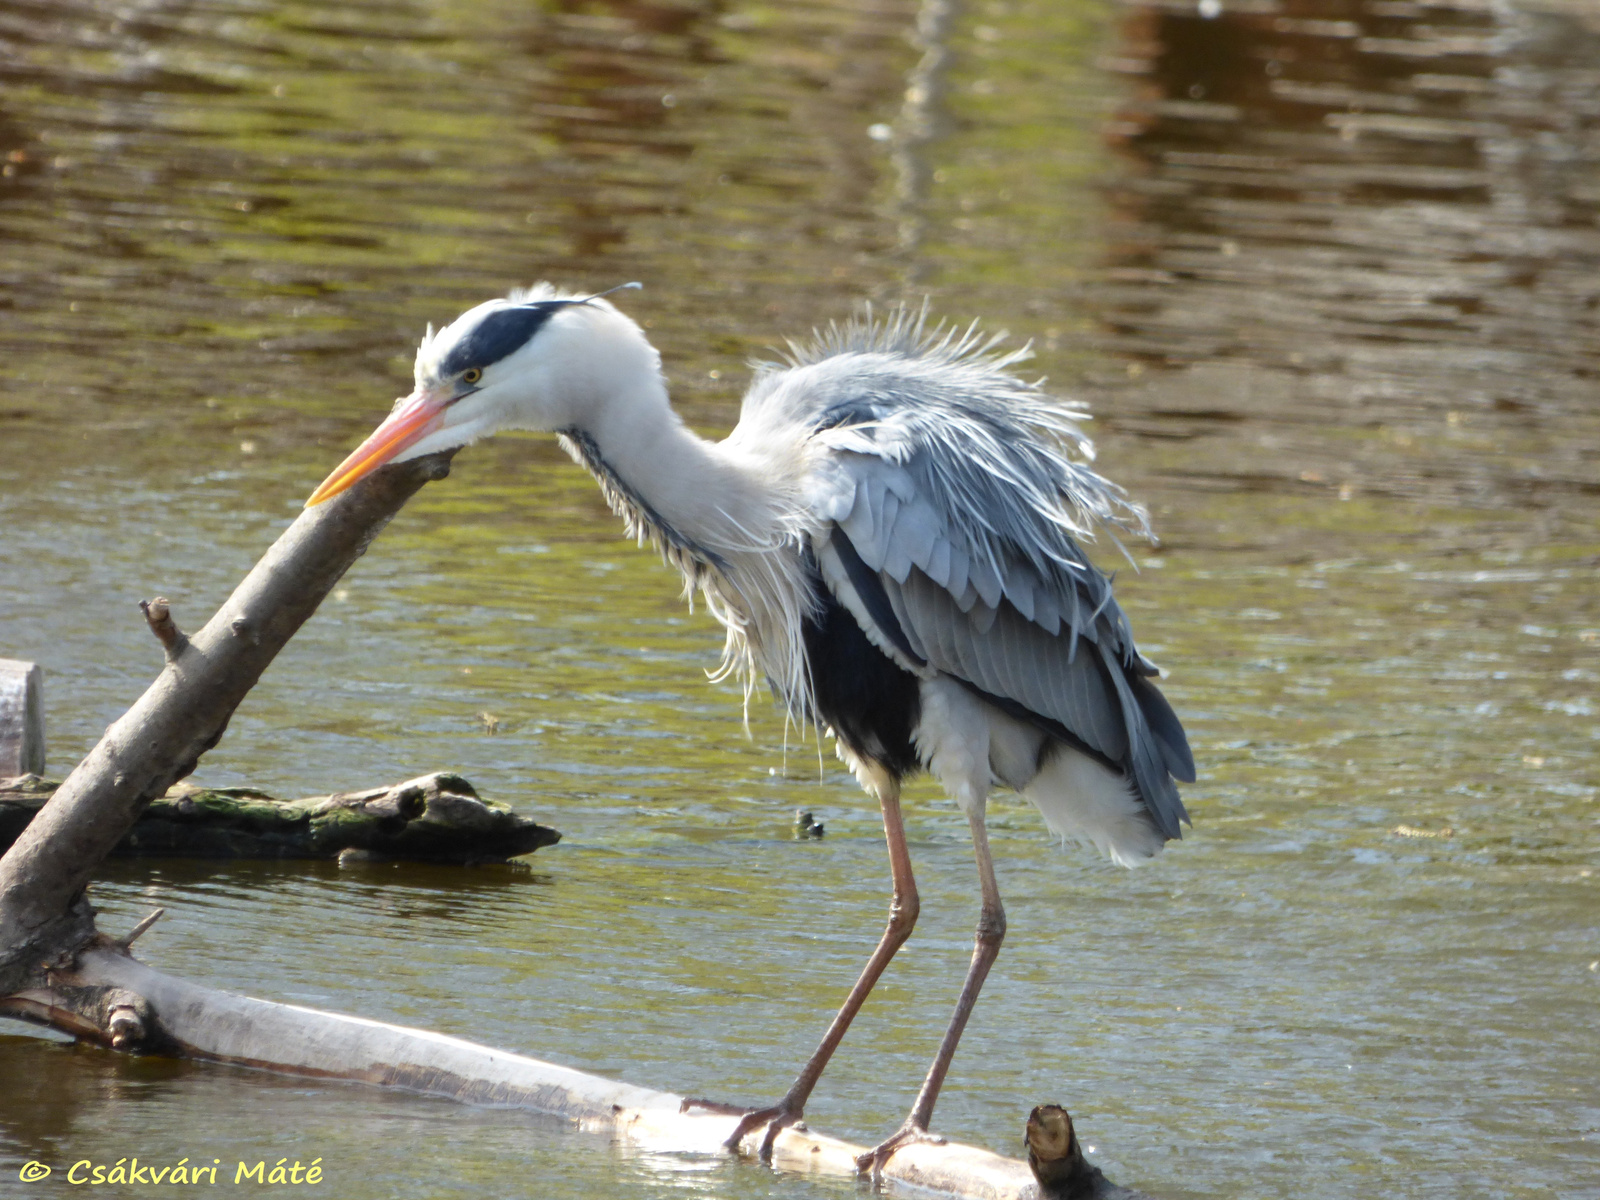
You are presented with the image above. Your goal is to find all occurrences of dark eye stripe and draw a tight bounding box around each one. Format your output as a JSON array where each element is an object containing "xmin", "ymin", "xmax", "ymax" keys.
[{"xmin": 439, "ymin": 301, "xmax": 571, "ymax": 377}]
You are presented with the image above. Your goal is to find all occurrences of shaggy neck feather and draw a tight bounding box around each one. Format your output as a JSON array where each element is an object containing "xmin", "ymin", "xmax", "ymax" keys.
[{"xmin": 562, "ymin": 372, "xmax": 818, "ymax": 720}]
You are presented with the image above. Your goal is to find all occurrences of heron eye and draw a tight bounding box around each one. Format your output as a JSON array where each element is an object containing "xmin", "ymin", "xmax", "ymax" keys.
[{"xmin": 461, "ymin": 367, "xmax": 483, "ymax": 385}]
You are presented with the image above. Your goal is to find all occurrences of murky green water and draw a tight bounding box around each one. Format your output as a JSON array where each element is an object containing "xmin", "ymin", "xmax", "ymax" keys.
[{"xmin": 1, "ymin": 0, "xmax": 1596, "ymax": 1196}]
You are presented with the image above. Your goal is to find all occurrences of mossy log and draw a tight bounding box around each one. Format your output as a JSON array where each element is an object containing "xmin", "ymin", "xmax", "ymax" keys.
[{"xmin": 0, "ymin": 772, "xmax": 558, "ymax": 864}]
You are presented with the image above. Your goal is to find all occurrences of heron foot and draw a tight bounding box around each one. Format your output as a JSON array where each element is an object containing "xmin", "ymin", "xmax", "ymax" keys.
[
  {"xmin": 854, "ymin": 1122, "xmax": 948, "ymax": 1180},
  {"xmin": 680, "ymin": 1097, "xmax": 807, "ymax": 1160}
]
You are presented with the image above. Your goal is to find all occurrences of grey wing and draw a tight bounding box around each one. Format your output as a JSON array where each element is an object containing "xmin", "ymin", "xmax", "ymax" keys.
[{"xmin": 810, "ymin": 449, "xmax": 1194, "ymax": 840}]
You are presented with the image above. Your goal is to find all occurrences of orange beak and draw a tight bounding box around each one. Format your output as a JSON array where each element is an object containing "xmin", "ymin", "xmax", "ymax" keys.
[{"xmin": 305, "ymin": 388, "xmax": 452, "ymax": 507}]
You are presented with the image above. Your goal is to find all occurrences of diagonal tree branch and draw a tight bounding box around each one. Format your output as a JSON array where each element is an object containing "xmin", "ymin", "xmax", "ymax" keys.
[{"xmin": 0, "ymin": 451, "xmax": 455, "ymax": 994}]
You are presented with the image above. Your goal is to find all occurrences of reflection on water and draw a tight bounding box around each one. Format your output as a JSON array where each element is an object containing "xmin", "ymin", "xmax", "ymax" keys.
[
  {"xmin": 1097, "ymin": 0, "xmax": 1600, "ymax": 511},
  {"xmin": 0, "ymin": 0, "xmax": 914, "ymax": 439},
  {"xmin": 0, "ymin": 0, "xmax": 1596, "ymax": 1197}
]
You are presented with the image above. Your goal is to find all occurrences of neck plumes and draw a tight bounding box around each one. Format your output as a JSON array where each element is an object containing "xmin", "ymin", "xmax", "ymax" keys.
[{"xmin": 556, "ymin": 375, "xmax": 818, "ymax": 721}]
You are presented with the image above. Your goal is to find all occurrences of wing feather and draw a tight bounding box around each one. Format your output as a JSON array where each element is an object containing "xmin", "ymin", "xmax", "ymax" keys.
[
  {"xmin": 968, "ymin": 554, "xmax": 1003, "ymax": 610},
  {"xmin": 925, "ymin": 536, "xmax": 951, "ymax": 589},
  {"xmin": 946, "ymin": 542, "xmax": 971, "ymax": 604},
  {"xmin": 1004, "ymin": 563, "xmax": 1036, "ymax": 622},
  {"xmin": 886, "ymin": 497, "xmax": 941, "ymax": 583},
  {"xmin": 1032, "ymin": 585, "xmax": 1061, "ymax": 636}
]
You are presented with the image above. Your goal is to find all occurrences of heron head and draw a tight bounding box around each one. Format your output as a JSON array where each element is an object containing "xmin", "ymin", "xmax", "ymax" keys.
[{"xmin": 306, "ymin": 283, "xmax": 651, "ymax": 506}]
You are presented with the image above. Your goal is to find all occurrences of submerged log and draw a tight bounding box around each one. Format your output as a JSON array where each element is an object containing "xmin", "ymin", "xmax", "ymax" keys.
[
  {"xmin": 0, "ymin": 772, "xmax": 558, "ymax": 864},
  {"xmin": 2, "ymin": 941, "xmax": 1050, "ymax": 1200},
  {"xmin": 0, "ymin": 659, "xmax": 46, "ymax": 778}
]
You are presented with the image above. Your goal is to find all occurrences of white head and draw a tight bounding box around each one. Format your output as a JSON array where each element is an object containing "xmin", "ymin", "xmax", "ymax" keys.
[{"xmin": 307, "ymin": 283, "xmax": 657, "ymax": 505}]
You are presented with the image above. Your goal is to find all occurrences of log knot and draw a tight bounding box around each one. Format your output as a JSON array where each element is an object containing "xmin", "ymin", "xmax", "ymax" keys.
[{"xmin": 118, "ymin": 907, "xmax": 165, "ymax": 949}]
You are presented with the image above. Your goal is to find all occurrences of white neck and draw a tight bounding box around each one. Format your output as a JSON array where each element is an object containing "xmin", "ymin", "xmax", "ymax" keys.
[{"xmin": 578, "ymin": 381, "xmax": 781, "ymax": 561}]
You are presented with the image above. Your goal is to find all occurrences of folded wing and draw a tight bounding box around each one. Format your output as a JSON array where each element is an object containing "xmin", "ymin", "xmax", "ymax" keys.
[{"xmin": 808, "ymin": 430, "xmax": 1194, "ymax": 841}]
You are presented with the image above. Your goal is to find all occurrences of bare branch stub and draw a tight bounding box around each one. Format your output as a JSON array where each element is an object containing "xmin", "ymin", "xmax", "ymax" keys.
[
  {"xmin": 118, "ymin": 907, "xmax": 165, "ymax": 949},
  {"xmin": 140, "ymin": 597, "xmax": 189, "ymax": 661}
]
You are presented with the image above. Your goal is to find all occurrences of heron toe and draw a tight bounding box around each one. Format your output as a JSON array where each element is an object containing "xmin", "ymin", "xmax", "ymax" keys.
[
  {"xmin": 854, "ymin": 1121, "xmax": 949, "ymax": 1179},
  {"xmin": 680, "ymin": 1097, "xmax": 806, "ymax": 1159}
]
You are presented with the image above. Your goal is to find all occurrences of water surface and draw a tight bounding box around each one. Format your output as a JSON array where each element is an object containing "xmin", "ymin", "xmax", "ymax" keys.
[{"xmin": 0, "ymin": 0, "xmax": 1595, "ymax": 1196}]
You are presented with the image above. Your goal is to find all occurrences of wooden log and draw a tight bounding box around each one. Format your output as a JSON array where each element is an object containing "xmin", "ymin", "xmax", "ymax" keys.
[
  {"xmin": 0, "ymin": 772, "xmax": 559, "ymax": 863},
  {"xmin": 2, "ymin": 942, "xmax": 1047, "ymax": 1200},
  {"xmin": 0, "ymin": 659, "xmax": 45, "ymax": 778}
]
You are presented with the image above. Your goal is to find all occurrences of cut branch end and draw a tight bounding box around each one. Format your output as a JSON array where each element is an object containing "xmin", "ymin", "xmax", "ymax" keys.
[
  {"xmin": 107, "ymin": 1003, "xmax": 145, "ymax": 1049},
  {"xmin": 139, "ymin": 598, "xmax": 189, "ymax": 661},
  {"xmin": 1027, "ymin": 1105, "xmax": 1102, "ymax": 1198}
]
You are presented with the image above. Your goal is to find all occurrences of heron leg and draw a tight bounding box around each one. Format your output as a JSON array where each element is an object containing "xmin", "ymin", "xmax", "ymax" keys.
[
  {"xmin": 856, "ymin": 804, "xmax": 1006, "ymax": 1178},
  {"xmin": 716, "ymin": 773, "xmax": 920, "ymax": 1160}
]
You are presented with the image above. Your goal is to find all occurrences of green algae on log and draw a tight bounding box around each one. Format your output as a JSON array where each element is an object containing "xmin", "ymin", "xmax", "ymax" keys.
[{"xmin": 0, "ymin": 772, "xmax": 559, "ymax": 864}]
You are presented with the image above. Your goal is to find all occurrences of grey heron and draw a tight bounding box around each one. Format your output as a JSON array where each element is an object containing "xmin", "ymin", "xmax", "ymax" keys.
[{"xmin": 307, "ymin": 285, "xmax": 1194, "ymax": 1172}]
